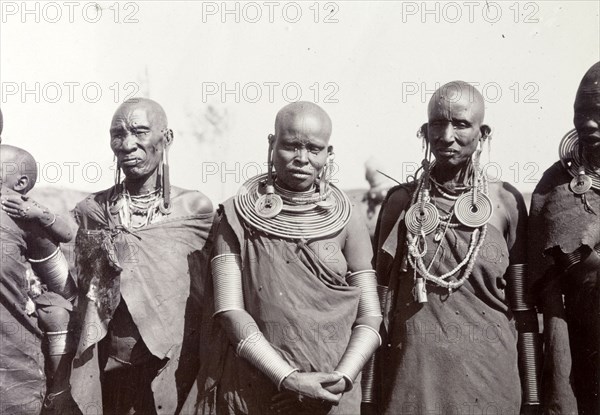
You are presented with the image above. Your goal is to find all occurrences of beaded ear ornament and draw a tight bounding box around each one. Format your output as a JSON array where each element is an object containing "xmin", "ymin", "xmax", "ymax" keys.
[{"xmin": 404, "ymin": 126, "xmax": 491, "ymax": 303}]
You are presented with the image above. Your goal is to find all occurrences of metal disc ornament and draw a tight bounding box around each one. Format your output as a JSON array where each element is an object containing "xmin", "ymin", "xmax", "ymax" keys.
[
  {"xmin": 454, "ymin": 191, "xmax": 493, "ymax": 227},
  {"xmin": 315, "ymin": 196, "xmax": 335, "ymax": 210},
  {"xmin": 159, "ymin": 201, "xmax": 172, "ymax": 215},
  {"xmin": 559, "ymin": 128, "xmax": 600, "ymax": 191},
  {"xmin": 405, "ymin": 202, "xmax": 440, "ymax": 235},
  {"xmin": 254, "ymin": 194, "xmax": 283, "ymax": 218},
  {"xmin": 570, "ymin": 175, "xmax": 592, "ymax": 195}
]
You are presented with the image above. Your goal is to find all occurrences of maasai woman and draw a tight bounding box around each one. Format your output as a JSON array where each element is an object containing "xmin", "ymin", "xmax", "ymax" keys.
[
  {"xmin": 529, "ymin": 61, "xmax": 600, "ymax": 415},
  {"xmin": 374, "ymin": 81, "xmax": 541, "ymax": 415},
  {"xmin": 208, "ymin": 101, "xmax": 382, "ymax": 414}
]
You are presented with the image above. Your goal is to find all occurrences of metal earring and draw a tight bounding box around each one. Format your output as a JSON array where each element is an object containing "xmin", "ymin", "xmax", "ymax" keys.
[
  {"xmin": 417, "ymin": 123, "xmax": 428, "ymax": 153},
  {"xmin": 159, "ymin": 147, "xmax": 172, "ymax": 215},
  {"xmin": 255, "ymin": 135, "xmax": 282, "ymax": 218},
  {"xmin": 114, "ymin": 157, "xmax": 121, "ymax": 188},
  {"xmin": 315, "ymin": 152, "xmax": 335, "ymax": 209},
  {"xmin": 454, "ymin": 139, "xmax": 493, "ymax": 228}
]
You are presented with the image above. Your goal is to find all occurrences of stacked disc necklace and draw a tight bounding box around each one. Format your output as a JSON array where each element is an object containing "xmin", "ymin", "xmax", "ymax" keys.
[{"xmin": 234, "ymin": 173, "xmax": 352, "ymax": 240}]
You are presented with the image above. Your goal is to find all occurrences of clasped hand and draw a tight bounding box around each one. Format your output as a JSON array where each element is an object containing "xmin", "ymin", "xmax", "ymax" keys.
[{"xmin": 271, "ymin": 371, "xmax": 346, "ymax": 412}]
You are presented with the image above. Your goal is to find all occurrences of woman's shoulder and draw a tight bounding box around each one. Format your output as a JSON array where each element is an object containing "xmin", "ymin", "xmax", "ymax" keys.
[{"xmin": 171, "ymin": 187, "xmax": 214, "ymax": 215}]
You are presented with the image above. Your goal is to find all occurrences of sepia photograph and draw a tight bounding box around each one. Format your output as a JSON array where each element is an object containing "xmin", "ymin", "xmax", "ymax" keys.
[{"xmin": 1, "ymin": 1, "xmax": 599, "ymax": 414}]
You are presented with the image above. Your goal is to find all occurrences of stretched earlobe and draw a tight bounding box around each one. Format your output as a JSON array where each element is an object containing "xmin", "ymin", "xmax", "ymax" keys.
[
  {"xmin": 480, "ymin": 125, "xmax": 492, "ymax": 140},
  {"xmin": 163, "ymin": 128, "xmax": 174, "ymax": 146},
  {"xmin": 417, "ymin": 123, "xmax": 429, "ymax": 152},
  {"xmin": 417, "ymin": 123, "xmax": 429, "ymax": 140}
]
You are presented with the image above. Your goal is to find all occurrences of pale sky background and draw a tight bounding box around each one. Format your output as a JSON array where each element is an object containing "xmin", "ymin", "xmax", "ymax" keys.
[{"xmin": 1, "ymin": 0, "xmax": 599, "ymax": 204}]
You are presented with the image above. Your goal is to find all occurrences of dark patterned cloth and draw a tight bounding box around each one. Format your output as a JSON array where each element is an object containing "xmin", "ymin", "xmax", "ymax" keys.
[
  {"xmin": 529, "ymin": 161, "xmax": 600, "ymax": 415},
  {"xmin": 201, "ymin": 198, "xmax": 362, "ymax": 415},
  {"xmin": 374, "ymin": 184, "xmax": 521, "ymax": 415},
  {"xmin": 0, "ymin": 210, "xmax": 45, "ymax": 414},
  {"xmin": 71, "ymin": 186, "xmax": 214, "ymax": 414}
]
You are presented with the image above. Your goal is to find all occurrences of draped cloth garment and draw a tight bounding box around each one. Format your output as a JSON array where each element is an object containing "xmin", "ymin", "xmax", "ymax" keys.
[
  {"xmin": 71, "ymin": 187, "xmax": 214, "ymax": 414},
  {"xmin": 529, "ymin": 161, "xmax": 600, "ymax": 415},
  {"xmin": 0, "ymin": 210, "xmax": 45, "ymax": 414},
  {"xmin": 375, "ymin": 185, "xmax": 521, "ymax": 415},
  {"xmin": 202, "ymin": 198, "xmax": 362, "ymax": 415}
]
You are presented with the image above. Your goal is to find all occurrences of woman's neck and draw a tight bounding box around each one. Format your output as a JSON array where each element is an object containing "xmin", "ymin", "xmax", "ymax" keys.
[
  {"xmin": 430, "ymin": 161, "xmax": 473, "ymax": 188},
  {"xmin": 124, "ymin": 170, "xmax": 160, "ymax": 196}
]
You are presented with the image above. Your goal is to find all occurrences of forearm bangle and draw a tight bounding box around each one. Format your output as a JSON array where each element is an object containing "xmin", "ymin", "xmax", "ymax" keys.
[
  {"xmin": 361, "ymin": 356, "xmax": 376, "ymax": 403},
  {"xmin": 517, "ymin": 331, "xmax": 541, "ymax": 405},
  {"xmin": 236, "ymin": 331, "xmax": 299, "ymax": 390},
  {"xmin": 44, "ymin": 330, "xmax": 75, "ymax": 356},
  {"xmin": 29, "ymin": 248, "xmax": 76, "ymax": 301},
  {"xmin": 334, "ymin": 324, "xmax": 382, "ymax": 391},
  {"xmin": 42, "ymin": 213, "xmax": 57, "ymax": 228},
  {"xmin": 347, "ymin": 270, "xmax": 383, "ymax": 318},
  {"xmin": 377, "ymin": 285, "xmax": 388, "ymax": 312},
  {"xmin": 506, "ymin": 264, "xmax": 534, "ymax": 311},
  {"xmin": 556, "ymin": 249, "xmax": 583, "ymax": 272},
  {"xmin": 211, "ymin": 254, "xmax": 245, "ymax": 316}
]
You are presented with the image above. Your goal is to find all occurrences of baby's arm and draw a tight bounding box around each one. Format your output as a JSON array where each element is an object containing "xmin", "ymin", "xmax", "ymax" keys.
[{"xmin": 1, "ymin": 194, "xmax": 73, "ymax": 242}]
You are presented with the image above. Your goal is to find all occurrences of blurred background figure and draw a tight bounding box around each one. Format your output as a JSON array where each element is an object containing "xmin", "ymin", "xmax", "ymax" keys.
[{"xmin": 347, "ymin": 157, "xmax": 396, "ymax": 243}]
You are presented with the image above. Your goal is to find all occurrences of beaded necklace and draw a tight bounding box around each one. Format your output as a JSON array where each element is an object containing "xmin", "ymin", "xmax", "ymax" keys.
[
  {"xmin": 109, "ymin": 184, "xmax": 166, "ymax": 229},
  {"xmin": 405, "ymin": 168, "xmax": 490, "ymax": 299}
]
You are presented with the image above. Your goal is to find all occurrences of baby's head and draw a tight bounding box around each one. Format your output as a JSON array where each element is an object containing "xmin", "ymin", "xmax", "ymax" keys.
[{"xmin": 0, "ymin": 144, "xmax": 38, "ymax": 194}]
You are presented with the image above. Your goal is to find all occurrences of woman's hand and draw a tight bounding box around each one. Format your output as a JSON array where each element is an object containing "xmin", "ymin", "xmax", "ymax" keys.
[
  {"xmin": 280, "ymin": 371, "xmax": 343, "ymax": 403},
  {"xmin": 1, "ymin": 195, "xmax": 46, "ymax": 221}
]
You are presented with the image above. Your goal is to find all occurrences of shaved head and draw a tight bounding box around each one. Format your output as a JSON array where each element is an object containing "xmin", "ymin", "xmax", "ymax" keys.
[
  {"xmin": 574, "ymin": 62, "xmax": 600, "ymax": 168},
  {"xmin": 575, "ymin": 61, "xmax": 600, "ymax": 102},
  {"xmin": 275, "ymin": 101, "xmax": 332, "ymax": 142},
  {"xmin": 112, "ymin": 98, "xmax": 169, "ymax": 131},
  {"xmin": 271, "ymin": 101, "xmax": 333, "ymax": 191},
  {"xmin": 1, "ymin": 144, "xmax": 38, "ymax": 193},
  {"xmin": 428, "ymin": 80, "xmax": 485, "ymax": 125},
  {"xmin": 425, "ymin": 81, "xmax": 488, "ymax": 171}
]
